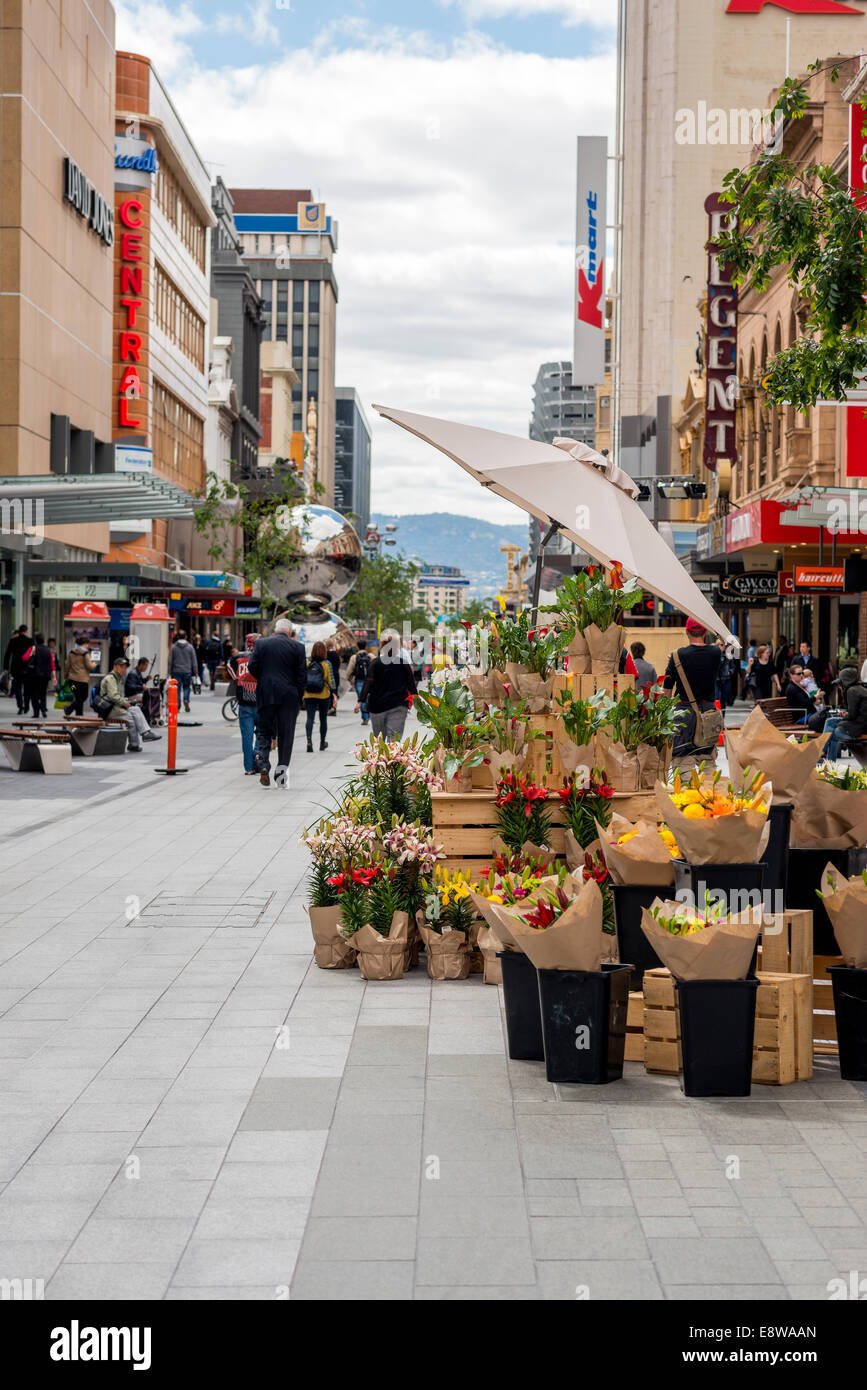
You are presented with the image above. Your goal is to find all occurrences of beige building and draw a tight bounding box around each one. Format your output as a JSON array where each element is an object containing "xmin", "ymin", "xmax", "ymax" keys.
[
  {"xmin": 618, "ymin": 0, "xmax": 867, "ymax": 485},
  {"xmin": 412, "ymin": 566, "xmax": 470, "ymax": 620},
  {"xmin": 0, "ymin": 0, "xmax": 116, "ymax": 635}
]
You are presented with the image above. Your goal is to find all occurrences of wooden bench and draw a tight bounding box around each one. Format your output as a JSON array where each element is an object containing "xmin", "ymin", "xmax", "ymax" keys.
[
  {"xmin": 11, "ymin": 717, "xmax": 128, "ymax": 757},
  {"xmin": 756, "ymin": 698, "xmax": 823, "ymax": 739},
  {"xmin": 0, "ymin": 728, "xmax": 72, "ymax": 774}
]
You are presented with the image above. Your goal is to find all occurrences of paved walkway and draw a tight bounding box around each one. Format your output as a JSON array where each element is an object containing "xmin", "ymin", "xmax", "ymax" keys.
[{"xmin": 0, "ymin": 693, "xmax": 866, "ymax": 1300}]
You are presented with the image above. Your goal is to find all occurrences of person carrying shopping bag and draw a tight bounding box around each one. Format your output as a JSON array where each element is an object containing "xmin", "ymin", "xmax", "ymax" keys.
[{"xmin": 304, "ymin": 641, "xmax": 334, "ymax": 752}]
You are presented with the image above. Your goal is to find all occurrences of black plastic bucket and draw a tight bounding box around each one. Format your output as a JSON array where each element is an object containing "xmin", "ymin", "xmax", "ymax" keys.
[
  {"xmin": 829, "ymin": 965, "xmax": 867, "ymax": 1082},
  {"xmin": 763, "ymin": 803, "xmax": 793, "ymax": 902},
  {"xmin": 673, "ymin": 859, "xmax": 766, "ymax": 909},
  {"xmin": 786, "ymin": 849, "xmax": 867, "ymax": 956},
  {"xmin": 676, "ymin": 977, "xmax": 760, "ymax": 1097},
  {"xmin": 497, "ymin": 951, "xmax": 544, "ymax": 1061},
  {"xmin": 612, "ymin": 884, "xmax": 665, "ymax": 990},
  {"xmin": 536, "ymin": 963, "xmax": 632, "ymax": 1085}
]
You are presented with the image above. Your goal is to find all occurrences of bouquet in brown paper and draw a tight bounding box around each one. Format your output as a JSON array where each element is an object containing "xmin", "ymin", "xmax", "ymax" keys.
[
  {"xmin": 557, "ymin": 766, "xmax": 615, "ymax": 855},
  {"xmin": 493, "ymin": 769, "xmax": 552, "ymax": 855},
  {"xmin": 790, "ymin": 766, "xmax": 867, "ymax": 850},
  {"xmin": 352, "ymin": 912, "xmax": 410, "ymax": 980},
  {"xmin": 595, "ymin": 814, "xmax": 677, "ymax": 887},
  {"xmin": 639, "ymin": 898, "xmax": 760, "ymax": 980},
  {"xmin": 308, "ymin": 906, "xmax": 357, "ymax": 970},
  {"xmin": 512, "ymin": 671, "xmax": 555, "ymax": 714},
  {"xmin": 567, "ymin": 629, "xmax": 591, "ymax": 674},
  {"xmin": 726, "ymin": 704, "xmax": 829, "ymax": 802},
  {"xmin": 419, "ymin": 870, "xmax": 476, "ymax": 980},
  {"xmin": 655, "ymin": 769, "xmax": 772, "ymax": 865},
  {"xmin": 595, "ymin": 686, "xmax": 679, "ymax": 791},
  {"xmin": 476, "ymin": 923, "xmax": 504, "ymax": 984},
  {"xmin": 463, "ymin": 671, "xmax": 503, "ymax": 711},
  {"xmin": 478, "ymin": 696, "xmax": 542, "ymax": 785},
  {"xmin": 818, "ymin": 863, "xmax": 867, "ymax": 966},
  {"xmin": 498, "ymin": 877, "xmax": 604, "ymax": 972}
]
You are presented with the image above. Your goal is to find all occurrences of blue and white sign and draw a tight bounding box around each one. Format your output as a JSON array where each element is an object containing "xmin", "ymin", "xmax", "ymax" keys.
[
  {"xmin": 114, "ymin": 444, "xmax": 153, "ymax": 474},
  {"xmin": 114, "ymin": 136, "xmax": 160, "ymax": 192}
]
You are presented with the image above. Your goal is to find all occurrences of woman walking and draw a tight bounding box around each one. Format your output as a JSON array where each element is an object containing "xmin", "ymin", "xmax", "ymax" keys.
[
  {"xmin": 748, "ymin": 644, "xmax": 780, "ymax": 702},
  {"xmin": 304, "ymin": 641, "xmax": 334, "ymax": 752},
  {"xmin": 64, "ymin": 632, "xmax": 95, "ymax": 717},
  {"xmin": 23, "ymin": 633, "xmax": 55, "ymax": 717}
]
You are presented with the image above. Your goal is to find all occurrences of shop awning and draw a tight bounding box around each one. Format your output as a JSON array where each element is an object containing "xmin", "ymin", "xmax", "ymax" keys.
[
  {"xmin": 0, "ymin": 474, "xmax": 199, "ymax": 524},
  {"xmin": 778, "ymin": 486, "xmax": 867, "ymax": 529}
]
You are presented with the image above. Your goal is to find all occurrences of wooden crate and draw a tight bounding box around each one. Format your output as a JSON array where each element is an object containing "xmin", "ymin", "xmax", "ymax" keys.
[
  {"xmin": 431, "ymin": 790, "xmax": 662, "ymax": 877},
  {"xmin": 625, "ymin": 990, "xmax": 644, "ymax": 1062},
  {"xmin": 642, "ymin": 967, "xmax": 812, "ymax": 1085},
  {"xmin": 760, "ymin": 908, "xmax": 841, "ymax": 1057}
]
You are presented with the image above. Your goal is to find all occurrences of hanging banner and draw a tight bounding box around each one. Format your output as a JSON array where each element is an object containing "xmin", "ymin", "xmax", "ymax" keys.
[
  {"xmin": 573, "ymin": 136, "xmax": 607, "ymax": 386},
  {"xmin": 703, "ymin": 193, "xmax": 739, "ymax": 474}
]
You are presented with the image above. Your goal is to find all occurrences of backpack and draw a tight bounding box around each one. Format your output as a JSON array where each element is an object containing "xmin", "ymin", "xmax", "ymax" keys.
[
  {"xmin": 306, "ymin": 659, "xmax": 325, "ymax": 694},
  {"xmin": 355, "ymin": 651, "xmax": 371, "ymax": 682}
]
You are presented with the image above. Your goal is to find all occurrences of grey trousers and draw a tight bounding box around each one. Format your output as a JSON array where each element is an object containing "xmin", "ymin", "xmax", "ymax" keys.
[
  {"xmin": 123, "ymin": 705, "xmax": 150, "ymax": 749},
  {"xmin": 370, "ymin": 705, "xmax": 408, "ymax": 742}
]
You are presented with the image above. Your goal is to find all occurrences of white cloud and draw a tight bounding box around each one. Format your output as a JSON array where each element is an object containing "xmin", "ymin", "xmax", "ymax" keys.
[
  {"xmin": 115, "ymin": 2, "xmax": 204, "ymax": 78},
  {"xmin": 112, "ymin": 14, "xmax": 616, "ymax": 521},
  {"xmin": 437, "ymin": 0, "xmax": 617, "ymax": 29}
]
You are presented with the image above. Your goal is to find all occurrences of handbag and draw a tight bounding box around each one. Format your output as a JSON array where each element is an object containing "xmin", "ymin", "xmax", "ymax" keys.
[{"xmin": 673, "ymin": 652, "xmax": 724, "ymax": 750}]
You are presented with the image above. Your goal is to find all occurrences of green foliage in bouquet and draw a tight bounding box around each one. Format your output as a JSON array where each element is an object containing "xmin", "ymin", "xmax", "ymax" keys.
[
  {"xmin": 308, "ymin": 857, "xmax": 340, "ymax": 908},
  {"xmin": 557, "ymin": 769, "xmax": 615, "ymax": 849},
  {"xmin": 494, "ymin": 770, "xmax": 552, "ymax": 853},
  {"xmin": 489, "ymin": 610, "xmax": 571, "ymax": 676},
  {"xmin": 413, "ymin": 678, "xmax": 489, "ymax": 781},
  {"xmin": 546, "ymin": 563, "xmax": 644, "ymax": 635},
  {"xmin": 605, "ymin": 685, "xmax": 680, "ymax": 753},
  {"xmin": 555, "ymin": 689, "xmax": 612, "ymax": 746},
  {"xmin": 368, "ymin": 868, "xmax": 405, "ymax": 937},
  {"xmin": 817, "ymin": 765, "xmax": 867, "ymax": 791}
]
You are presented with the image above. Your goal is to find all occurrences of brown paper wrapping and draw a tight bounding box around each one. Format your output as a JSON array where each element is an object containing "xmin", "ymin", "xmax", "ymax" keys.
[
  {"xmin": 514, "ymin": 672, "xmax": 554, "ymax": 713},
  {"xmin": 640, "ymin": 902, "xmax": 760, "ymax": 980},
  {"xmin": 309, "ymin": 905, "xmax": 357, "ymax": 969},
  {"xmin": 418, "ymin": 921, "xmax": 472, "ymax": 980},
  {"xmin": 596, "ymin": 731, "xmax": 668, "ymax": 792},
  {"xmin": 504, "ymin": 662, "xmax": 531, "ymax": 686},
  {"xmin": 464, "ymin": 672, "xmax": 502, "ymax": 710},
  {"xmin": 490, "ymin": 833, "xmax": 556, "ymax": 863},
  {"xmin": 563, "ymin": 828, "xmax": 585, "ymax": 872},
  {"xmin": 567, "ymin": 629, "xmax": 591, "ymax": 675},
  {"xmin": 501, "ymin": 877, "xmax": 604, "ymax": 971},
  {"xmin": 655, "ymin": 782, "xmax": 771, "ymax": 865},
  {"xmin": 352, "ymin": 911, "xmax": 410, "ymax": 980},
  {"xmin": 819, "ymin": 863, "xmax": 867, "ymax": 966},
  {"xmin": 790, "ymin": 775, "xmax": 867, "ymax": 850},
  {"xmin": 595, "ymin": 817, "xmax": 676, "ymax": 887},
  {"xmin": 554, "ymin": 738, "xmax": 595, "ymax": 776},
  {"xmin": 476, "ymin": 923, "xmax": 504, "ymax": 983},
  {"xmin": 726, "ymin": 704, "xmax": 830, "ymax": 802},
  {"xmin": 485, "ymin": 747, "xmax": 527, "ymax": 785},
  {"xmin": 585, "ymin": 623, "xmax": 625, "ymax": 677},
  {"xmin": 433, "ymin": 747, "xmax": 474, "ymax": 793}
]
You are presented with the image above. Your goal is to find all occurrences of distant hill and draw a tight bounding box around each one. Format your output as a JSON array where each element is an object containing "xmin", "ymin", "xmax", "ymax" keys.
[{"xmin": 370, "ymin": 512, "xmax": 529, "ymax": 597}]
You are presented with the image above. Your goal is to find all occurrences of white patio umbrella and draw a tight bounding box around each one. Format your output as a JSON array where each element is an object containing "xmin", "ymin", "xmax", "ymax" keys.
[{"xmin": 373, "ymin": 404, "xmax": 738, "ymax": 649}]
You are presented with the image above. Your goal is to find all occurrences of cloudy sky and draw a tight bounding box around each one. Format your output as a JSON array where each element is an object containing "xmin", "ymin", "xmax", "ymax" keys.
[{"xmin": 116, "ymin": 0, "xmax": 618, "ymax": 523}]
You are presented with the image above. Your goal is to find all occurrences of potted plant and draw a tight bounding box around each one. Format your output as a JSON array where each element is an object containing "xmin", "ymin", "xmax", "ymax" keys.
[
  {"xmin": 350, "ymin": 733, "xmax": 441, "ymax": 825},
  {"xmin": 557, "ymin": 767, "xmax": 615, "ymax": 855},
  {"xmin": 596, "ymin": 685, "xmax": 679, "ymax": 791},
  {"xmin": 658, "ymin": 767, "xmax": 772, "ymax": 903},
  {"xmin": 302, "ymin": 815, "xmax": 381, "ymax": 969},
  {"xmin": 641, "ymin": 900, "xmax": 761, "ymax": 1097},
  {"xmin": 543, "ymin": 569, "xmax": 594, "ymax": 671},
  {"xmin": 596, "ymin": 819, "xmax": 678, "ymax": 989},
  {"xmin": 414, "ymin": 679, "xmax": 488, "ymax": 790},
  {"xmin": 554, "ymin": 689, "xmax": 611, "ymax": 771},
  {"xmin": 341, "ymin": 865, "xmax": 411, "ymax": 981},
  {"xmin": 787, "ymin": 765, "xmax": 867, "ymax": 955},
  {"xmin": 818, "ymin": 865, "xmax": 867, "ymax": 1081},
  {"xmin": 493, "ymin": 769, "xmax": 552, "ymax": 857},
  {"xmin": 569, "ymin": 563, "xmax": 644, "ymax": 675},
  {"xmin": 419, "ymin": 868, "xmax": 476, "ymax": 980}
]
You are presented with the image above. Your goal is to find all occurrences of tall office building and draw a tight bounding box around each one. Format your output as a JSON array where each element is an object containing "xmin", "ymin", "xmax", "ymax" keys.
[
  {"xmin": 229, "ymin": 189, "xmax": 338, "ymax": 501},
  {"xmin": 528, "ymin": 362, "xmax": 596, "ymax": 567},
  {"xmin": 618, "ymin": 0, "xmax": 867, "ymax": 482},
  {"xmin": 209, "ymin": 178, "xmax": 263, "ymax": 481},
  {"xmin": 334, "ymin": 388, "xmax": 372, "ymax": 532}
]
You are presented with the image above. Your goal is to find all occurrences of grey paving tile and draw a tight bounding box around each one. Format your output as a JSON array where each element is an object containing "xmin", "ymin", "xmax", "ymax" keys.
[
  {"xmin": 46, "ymin": 1262, "xmax": 173, "ymax": 1300},
  {"xmin": 64, "ymin": 1217, "xmax": 194, "ymax": 1264},
  {"xmin": 300, "ymin": 1216, "xmax": 417, "ymax": 1261},
  {"xmin": 195, "ymin": 1196, "xmax": 310, "ymax": 1240},
  {"xmin": 530, "ymin": 1214, "xmax": 648, "ymax": 1261},
  {"xmin": 650, "ymin": 1237, "xmax": 782, "ymax": 1285},
  {"xmin": 291, "ymin": 1260, "xmax": 414, "ymax": 1300},
  {"xmin": 238, "ymin": 1078, "xmax": 340, "ymax": 1131},
  {"xmin": 665, "ymin": 1285, "xmax": 791, "ymax": 1301},
  {"xmin": 416, "ymin": 1236, "xmax": 534, "ymax": 1286},
  {"xmin": 536, "ymin": 1259, "xmax": 663, "ymax": 1301}
]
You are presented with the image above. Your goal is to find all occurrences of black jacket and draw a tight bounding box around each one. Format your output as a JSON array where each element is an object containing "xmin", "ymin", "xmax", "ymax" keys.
[
  {"xmin": 360, "ymin": 654, "xmax": 417, "ymax": 715},
  {"xmin": 785, "ymin": 681, "xmax": 814, "ymax": 716},
  {"xmin": 125, "ymin": 668, "xmax": 145, "ymax": 699},
  {"xmin": 4, "ymin": 632, "xmax": 31, "ymax": 674},
  {"xmin": 247, "ymin": 634, "xmax": 307, "ymax": 708},
  {"xmin": 837, "ymin": 684, "xmax": 867, "ymax": 741},
  {"xmin": 26, "ymin": 642, "xmax": 54, "ymax": 680}
]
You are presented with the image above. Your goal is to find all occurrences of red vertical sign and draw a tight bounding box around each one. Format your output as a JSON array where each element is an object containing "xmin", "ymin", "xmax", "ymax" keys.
[{"xmin": 848, "ymin": 99, "xmax": 867, "ymax": 476}]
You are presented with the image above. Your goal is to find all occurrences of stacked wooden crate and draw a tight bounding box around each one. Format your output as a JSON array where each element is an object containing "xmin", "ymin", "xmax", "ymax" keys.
[{"xmin": 760, "ymin": 908, "xmax": 841, "ymax": 1057}]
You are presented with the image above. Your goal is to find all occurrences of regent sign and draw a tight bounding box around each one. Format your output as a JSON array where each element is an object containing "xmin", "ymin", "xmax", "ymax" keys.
[
  {"xmin": 117, "ymin": 198, "xmax": 144, "ymax": 430},
  {"xmin": 704, "ymin": 194, "xmax": 739, "ymax": 474},
  {"xmin": 727, "ymin": 0, "xmax": 864, "ymax": 13}
]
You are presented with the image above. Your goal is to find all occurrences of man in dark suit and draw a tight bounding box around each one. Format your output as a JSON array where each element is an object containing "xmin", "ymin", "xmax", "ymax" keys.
[{"xmin": 247, "ymin": 619, "xmax": 307, "ymax": 787}]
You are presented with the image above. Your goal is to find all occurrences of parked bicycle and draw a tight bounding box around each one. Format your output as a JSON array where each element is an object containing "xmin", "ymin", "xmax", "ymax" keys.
[{"xmin": 221, "ymin": 695, "xmax": 239, "ymax": 722}]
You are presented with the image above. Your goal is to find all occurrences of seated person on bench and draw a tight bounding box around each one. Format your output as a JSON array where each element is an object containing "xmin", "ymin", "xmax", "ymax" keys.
[
  {"xmin": 783, "ymin": 665, "xmax": 827, "ymax": 731},
  {"xmin": 98, "ymin": 658, "xmax": 159, "ymax": 752},
  {"xmin": 823, "ymin": 668, "xmax": 867, "ymax": 761}
]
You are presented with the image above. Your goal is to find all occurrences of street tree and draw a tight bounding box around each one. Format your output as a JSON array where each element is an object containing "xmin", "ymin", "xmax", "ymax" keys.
[
  {"xmin": 718, "ymin": 61, "xmax": 867, "ymax": 411},
  {"xmin": 342, "ymin": 551, "xmax": 420, "ymax": 631}
]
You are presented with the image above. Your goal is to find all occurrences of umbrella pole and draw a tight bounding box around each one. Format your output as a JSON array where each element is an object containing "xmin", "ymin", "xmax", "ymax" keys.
[{"xmin": 531, "ymin": 523, "xmax": 561, "ymax": 622}]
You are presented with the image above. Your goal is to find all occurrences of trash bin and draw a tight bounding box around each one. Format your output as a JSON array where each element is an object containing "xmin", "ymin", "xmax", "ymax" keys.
[
  {"xmin": 673, "ymin": 859, "xmax": 766, "ymax": 908},
  {"xmin": 786, "ymin": 849, "xmax": 867, "ymax": 956},
  {"xmin": 536, "ymin": 963, "xmax": 632, "ymax": 1085},
  {"xmin": 829, "ymin": 965, "xmax": 867, "ymax": 1082},
  {"xmin": 676, "ymin": 977, "xmax": 760, "ymax": 1097},
  {"xmin": 763, "ymin": 802, "xmax": 793, "ymax": 903},
  {"xmin": 612, "ymin": 884, "xmax": 664, "ymax": 990},
  {"xmin": 497, "ymin": 951, "xmax": 544, "ymax": 1061}
]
